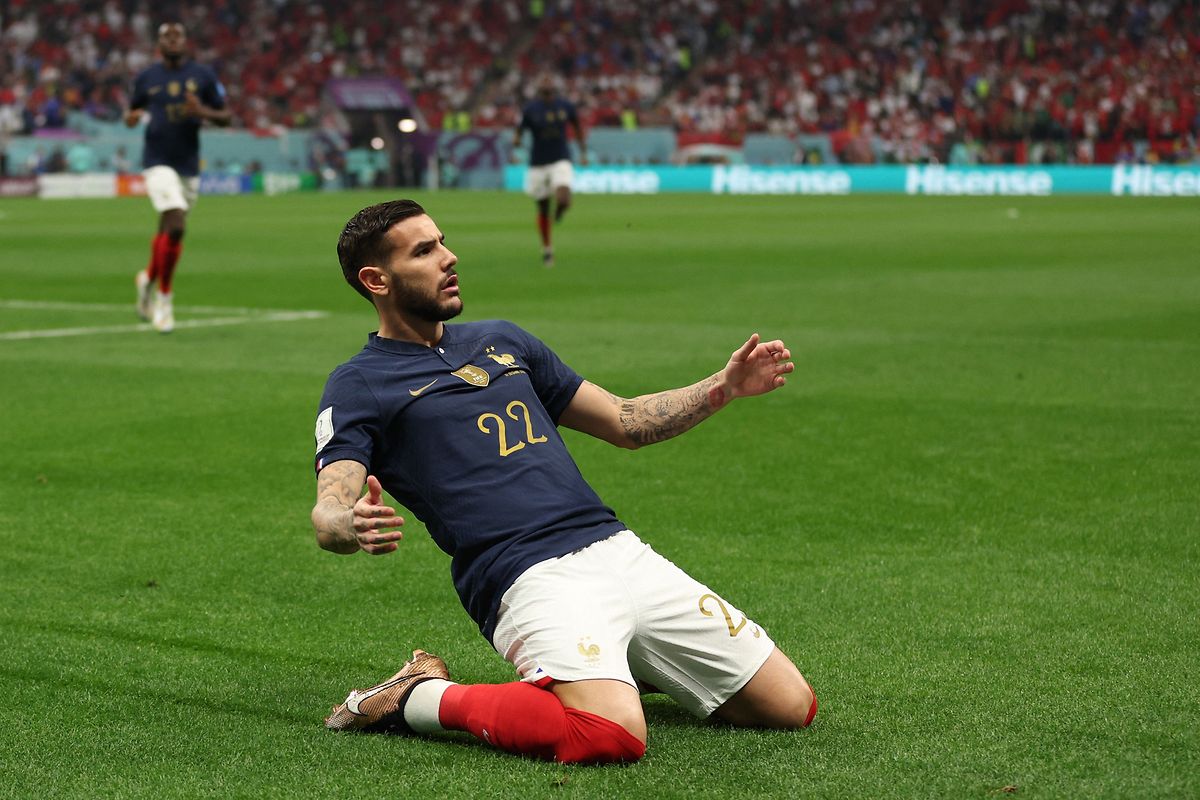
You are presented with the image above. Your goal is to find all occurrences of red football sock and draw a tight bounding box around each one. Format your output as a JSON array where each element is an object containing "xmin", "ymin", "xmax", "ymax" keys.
[
  {"xmin": 537, "ymin": 213, "xmax": 551, "ymax": 247},
  {"xmin": 158, "ymin": 237, "xmax": 184, "ymax": 293},
  {"xmin": 146, "ymin": 233, "xmax": 168, "ymax": 282},
  {"xmin": 439, "ymin": 682, "xmax": 645, "ymax": 764}
]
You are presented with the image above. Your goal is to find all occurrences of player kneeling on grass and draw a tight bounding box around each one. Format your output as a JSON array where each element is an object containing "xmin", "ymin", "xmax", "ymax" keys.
[{"xmin": 311, "ymin": 199, "xmax": 817, "ymax": 764}]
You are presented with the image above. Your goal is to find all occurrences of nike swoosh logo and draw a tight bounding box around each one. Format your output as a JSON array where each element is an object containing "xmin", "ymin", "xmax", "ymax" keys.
[
  {"xmin": 408, "ymin": 379, "xmax": 437, "ymax": 397},
  {"xmin": 345, "ymin": 674, "xmax": 420, "ymax": 716}
]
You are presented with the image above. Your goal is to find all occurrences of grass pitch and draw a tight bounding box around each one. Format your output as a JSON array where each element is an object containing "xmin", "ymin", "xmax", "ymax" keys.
[{"xmin": 1, "ymin": 190, "xmax": 1197, "ymax": 799}]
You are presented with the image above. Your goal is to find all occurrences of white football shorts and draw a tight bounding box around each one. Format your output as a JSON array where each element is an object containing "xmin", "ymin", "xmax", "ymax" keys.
[
  {"xmin": 491, "ymin": 530, "xmax": 776, "ymax": 718},
  {"xmin": 524, "ymin": 159, "xmax": 574, "ymax": 200},
  {"xmin": 144, "ymin": 165, "xmax": 199, "ymax": 212}
]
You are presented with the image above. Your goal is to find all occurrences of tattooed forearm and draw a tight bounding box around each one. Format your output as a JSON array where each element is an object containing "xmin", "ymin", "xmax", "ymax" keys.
[
  {"xmin": 619, "ymin": 375, "xmax": 725, "ymax": 446},
  {"xmin": 316, "ymin": 460, "xmax": 364, "ymax": 509},
  {"xmin": 312, "ymin": 460, "xmax": 366, "ymax": 552}
]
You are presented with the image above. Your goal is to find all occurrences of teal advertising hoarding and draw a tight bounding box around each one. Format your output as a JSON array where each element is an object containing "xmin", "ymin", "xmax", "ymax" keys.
[{"xmin": 504, "ymin": 164, "xmax": 1200, "ymax": 197}]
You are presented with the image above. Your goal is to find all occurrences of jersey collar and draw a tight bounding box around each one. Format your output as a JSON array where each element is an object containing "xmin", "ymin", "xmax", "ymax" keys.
[{"xmin": 367, "ymin": 327, "xmax": 453, "ymax": 355}]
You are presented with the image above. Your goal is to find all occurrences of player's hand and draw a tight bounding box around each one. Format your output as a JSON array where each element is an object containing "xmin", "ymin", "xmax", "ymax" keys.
[
  {"xmin": 350, "ymin": 475, "xmax": 405, "ymax": 555},
  {"xmin": 722, "ymin": 334, "xmax": 794, "ymax": 398},
  {"xmin": 182, "ymin": 91, "xmax": 203, "ymax": 117},
  {"xmin": 124, "ymin": 108, "xmax": 144, "ymax": 127}
]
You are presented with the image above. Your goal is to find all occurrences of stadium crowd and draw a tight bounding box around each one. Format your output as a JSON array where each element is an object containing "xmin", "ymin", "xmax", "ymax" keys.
[
  {"xmin": 657, "ymin": 0, "xmax": 1200, "ymax": 164},
  {"xmin": 2, "ymin": 0, "xmax": 1197, "ymax": 165}
]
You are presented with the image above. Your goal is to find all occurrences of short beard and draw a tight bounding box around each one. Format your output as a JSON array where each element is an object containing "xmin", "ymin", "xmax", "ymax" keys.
[
  {"xmin": 383, "ymin": 267, "xmax": 463, "ymax": 323},
  {"xmin": 405, "ymin": 295, "xmax": 463, "ymax": 324}
]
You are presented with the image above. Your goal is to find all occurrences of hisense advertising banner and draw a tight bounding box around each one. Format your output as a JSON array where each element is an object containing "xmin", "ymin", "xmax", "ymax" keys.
[{"xmin": 504, "ymin": 165, "xmax": 1200, "ymax": 197}]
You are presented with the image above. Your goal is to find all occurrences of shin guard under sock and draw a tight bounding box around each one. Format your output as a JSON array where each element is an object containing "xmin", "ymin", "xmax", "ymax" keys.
[
  {"xmin": 439, "ymin": 682, "xmax": 645, "ymax": 764},
  {"xmin": 159, "ymin": 237, "xmax": 183, "ymax": 293},
  {"xmin": 146, "ymin": 233, "xmax": 168, "ymax": 282}
]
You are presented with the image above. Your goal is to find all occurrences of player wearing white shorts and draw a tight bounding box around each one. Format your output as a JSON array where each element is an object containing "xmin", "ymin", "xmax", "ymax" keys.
[
  {"xmin": 513, "ymin": 77, "xmax": 587, "ymax": 267},
  {"xmin": 143, "ymin": 164, "xmax": 199, "ymax": 214},
  {"xmin": 124, "ymin": 22, "xmax": 230, "ymax": 333},
  {"xmin": 493, "ymin": 530, "xmax": 778, "ymax": 719},
  {"xmin": 524, "ymin": 159, "xmax": 574, "ymax": 203},
  {"xmin": 312, "ymin": 200, "xmax": 817, "ymax": 765}
]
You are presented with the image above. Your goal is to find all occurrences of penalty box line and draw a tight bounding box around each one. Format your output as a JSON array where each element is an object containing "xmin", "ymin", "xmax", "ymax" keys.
[{"xmin": 0, "ymin": 299, "xmax": 328, "ymax": 341}]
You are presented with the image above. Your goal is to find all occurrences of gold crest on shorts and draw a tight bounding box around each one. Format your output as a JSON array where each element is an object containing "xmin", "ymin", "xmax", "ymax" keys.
[
  {"xmin": 452, "ymin": 364, "xmax": 490, "ymax": 387},
  {"xmin": 577, "ymin": 638, "xmax": 601, "ymax": 663}
]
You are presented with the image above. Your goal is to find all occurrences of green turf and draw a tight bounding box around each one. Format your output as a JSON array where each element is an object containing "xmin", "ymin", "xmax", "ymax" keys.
[{"xmin": 1, "ymin": 190, "xmax": 1197, "ymax": 798}]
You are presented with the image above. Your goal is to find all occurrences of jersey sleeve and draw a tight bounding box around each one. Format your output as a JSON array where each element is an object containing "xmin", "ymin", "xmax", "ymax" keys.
[
  {"xmin": 507, "ymin": 323, "xmax": 584, "ymax": 422},
  {"xmin": 199, "ymin": 66, "xmax": 227, "ymax": 109},
  {"xmin": 314, "ymin": 366, "xmax": 380, "ymax": 475},
  {"xmin": 129, "ymin": 72, "xmax": 148, "ymax": 110}
]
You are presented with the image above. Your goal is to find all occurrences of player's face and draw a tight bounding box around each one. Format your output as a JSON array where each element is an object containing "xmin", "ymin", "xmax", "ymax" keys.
[
  {"xmin": 158, "ymin": 24, "xmax": 187, "ymax": 59},
  {"xmin": 380, "ymin": 215, "xmax": 462, "ymax": 323}
]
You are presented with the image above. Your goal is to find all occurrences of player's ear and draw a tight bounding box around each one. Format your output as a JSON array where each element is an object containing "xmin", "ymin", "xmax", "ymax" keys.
[{"xmin": 358, "ymin": 265, "xmax": 389, "ymax": 297}]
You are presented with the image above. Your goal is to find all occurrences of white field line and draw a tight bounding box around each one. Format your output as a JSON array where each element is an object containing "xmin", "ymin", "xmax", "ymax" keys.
[
  {"xmin": 0, "ymin": 300, "xmax": 327, "ymax": 340},
  {"xmin": 0, "ymin": 299, "xmax": 296, "ymax": 315}
]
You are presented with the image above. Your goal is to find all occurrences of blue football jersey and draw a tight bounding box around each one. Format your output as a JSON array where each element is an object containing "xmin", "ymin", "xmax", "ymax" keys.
[
  {"xmin": 519, "ymin": 98, "xmax": 579, "ymax": 166},
  {"xmin": 315, "ymin": 321, "xmax": 626, "ymax": 640},
  {"xmin": 129, "ymin": 61, "xmax": 226, "ymax": 176}
]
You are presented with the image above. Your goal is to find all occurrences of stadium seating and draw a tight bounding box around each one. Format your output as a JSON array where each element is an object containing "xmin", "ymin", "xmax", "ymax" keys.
[{"xmin": 2, "ymin": 0, "xmax": 1196, "ymax": 171}]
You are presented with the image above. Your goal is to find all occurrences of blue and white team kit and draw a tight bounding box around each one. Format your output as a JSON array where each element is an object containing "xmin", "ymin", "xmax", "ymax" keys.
[
  {"xmin": 128, "ymin": 61, "xmax": 226, "ymax": 210},
  {"xmin": 314, "ymin": 321, "xmax": 775, "ymax": 716},
  {"xmin": 520, "ymin": 98, "xmax": 579, "ymax": 198}
]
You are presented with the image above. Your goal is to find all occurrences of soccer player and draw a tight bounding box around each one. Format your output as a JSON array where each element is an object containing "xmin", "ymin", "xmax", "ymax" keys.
[
  {"xmin": 311, "ymin": 199, "xmax": 817, "ymax": 765},
  {"xmin": 513, "ymin": 77, "xmax": 587, "ymax": 267},
  {"xmin": 125, "ymin": 22, "xmax": 230, "ymax": 333}
]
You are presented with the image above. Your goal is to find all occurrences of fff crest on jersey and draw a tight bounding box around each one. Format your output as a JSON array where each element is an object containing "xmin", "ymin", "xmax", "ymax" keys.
[
  {"xmin": 451, "ymin": 365, "xmax": 489, "ymax": 387},
  {"xmin": 185, "ymin": 79, "xmax": 198, "ymax": 94},
  {"xmin": 168, "ymin": 81, "xmax": 181, "ymax": 97}
]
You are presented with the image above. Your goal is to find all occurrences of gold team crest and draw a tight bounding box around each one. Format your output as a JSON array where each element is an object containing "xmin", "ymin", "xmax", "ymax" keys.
[
  {"xmin": 167, "ymin": 81, "xmax": 181, "ymax": 97},
  {"xmin": 185, "ymin": 79, "xmax": 198, "ymax": 93},
  {"xmin": 577, "ymin": 638, "xmax": 601, "ymax": 663},
  {"xmin": 451, "ymin": 365, "xmax": 489, "ymax": 387}
]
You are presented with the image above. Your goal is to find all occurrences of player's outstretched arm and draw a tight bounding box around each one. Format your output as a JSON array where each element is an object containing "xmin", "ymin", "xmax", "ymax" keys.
[
  {"xmin": 559, "ymin": 333, "xmax": 794, "ymax": 449},
  {"xmin": 572, "ymin": 119, "xmax": 588, "ymax": 166},
  {"xmin": 312, "ymin": 461, "xmax": 405, "ymax": 555}
]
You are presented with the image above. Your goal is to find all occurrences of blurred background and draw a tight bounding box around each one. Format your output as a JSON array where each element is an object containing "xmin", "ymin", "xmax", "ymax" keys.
[{"xmin": 1, "ymin": 0, "xmax": 1197, "ymax": 193}]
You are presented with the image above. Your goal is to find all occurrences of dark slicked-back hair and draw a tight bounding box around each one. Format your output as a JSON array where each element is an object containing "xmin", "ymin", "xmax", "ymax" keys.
[{"xmin": 336, "ymin": 199, "xmax": 427, "ymax": 303}]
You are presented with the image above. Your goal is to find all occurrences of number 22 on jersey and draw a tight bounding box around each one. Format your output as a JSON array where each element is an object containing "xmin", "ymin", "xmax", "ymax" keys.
[{"xmin": 477, "ymin": 400, "xmax": 548, "ymax": 457}]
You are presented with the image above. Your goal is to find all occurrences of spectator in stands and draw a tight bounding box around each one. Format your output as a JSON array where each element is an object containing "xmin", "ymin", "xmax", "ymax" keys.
[{"xmin": 1, "ymin": 0, "xmax": 1196, "ymax": 166}]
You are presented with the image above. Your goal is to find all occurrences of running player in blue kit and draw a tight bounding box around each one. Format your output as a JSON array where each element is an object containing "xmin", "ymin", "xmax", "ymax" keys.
[
  {"xmin": 514, "ymin": 77, "xmax": 587, "ymax": 267},
  {"xmin": 125, "ymin": 21, "xmax": 230, "ymax": 333},
  {"xmin": 313, "ymin": 200, "xmax": 816, "ymax": 764}
]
